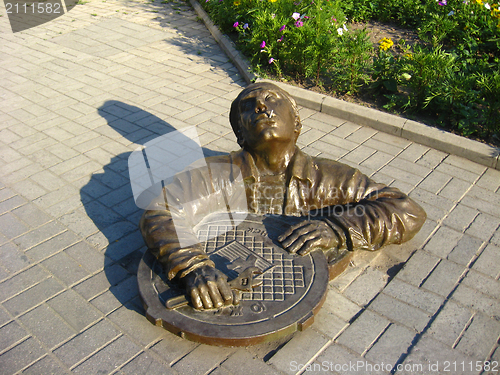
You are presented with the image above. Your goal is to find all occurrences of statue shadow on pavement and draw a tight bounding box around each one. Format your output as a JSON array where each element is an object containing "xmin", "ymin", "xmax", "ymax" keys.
[{"xmin": 81, "ymin": 100, "xmax": 228, "ymax": 315}]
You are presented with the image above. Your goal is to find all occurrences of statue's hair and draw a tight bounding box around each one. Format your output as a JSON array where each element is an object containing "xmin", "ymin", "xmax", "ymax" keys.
[{"xmin": 229, "ymin": 82, "xmax": 301, "ymax": 147}]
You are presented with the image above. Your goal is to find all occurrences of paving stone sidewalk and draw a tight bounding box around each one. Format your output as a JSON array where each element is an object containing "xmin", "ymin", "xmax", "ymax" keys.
[{"xmin": 1, "ymin": 0, "xmax": 500, "ymax": 374}]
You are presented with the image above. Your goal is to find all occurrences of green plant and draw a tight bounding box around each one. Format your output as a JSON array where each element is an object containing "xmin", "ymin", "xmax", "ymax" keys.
[
  {"xmin": 199, "ymin": 0, "xmax": 500, "ymax": 142},
  {"xmin": 330, "ymin": 29, "xmax": 373, "ymax": 94}
]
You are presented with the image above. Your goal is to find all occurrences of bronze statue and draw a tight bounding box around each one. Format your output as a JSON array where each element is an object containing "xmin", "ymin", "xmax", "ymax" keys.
[{"xmin": 139, "ymin": 82, "xmax": 426, "ymax": 311}]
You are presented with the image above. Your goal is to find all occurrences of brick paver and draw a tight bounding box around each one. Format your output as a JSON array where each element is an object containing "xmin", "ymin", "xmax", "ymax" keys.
[{"xmin": 1, "ymin": 0, "xmax": 499, "ymax": 374}]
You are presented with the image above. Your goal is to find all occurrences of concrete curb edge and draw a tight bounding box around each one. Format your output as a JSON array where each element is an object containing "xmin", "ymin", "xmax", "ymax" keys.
[{"xmin": 190, "ymin": 0, "xmax": 500, "ymax": 170}]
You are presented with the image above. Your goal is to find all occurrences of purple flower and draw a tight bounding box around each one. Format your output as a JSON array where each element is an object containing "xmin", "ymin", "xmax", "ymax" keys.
[
  {"xmin": 304, "ymin": 16, "xmax": 309, "ymax": 19},
  {"xmin": 277, "ymin": 35, "xmax": 284, "ymax": 42},
  {"xmin": 269, "ymin": 58, "xmax": 274, "ymax": 64},
  {"xmin": 438, "ymin": 0, "xmax": 447, "ymax": 5},
  {"xmin": 295, "ymin": 20, "xmax": 303, "ymax": 27},
  {"xmin": 279, "ymin": 25, "xmax": 286, "ymax": 32},
  {"xmin": 292, "ymin": 12, "xmax": 300, "ymax": 20},
  {"xmin": 233, "ymin": 21, "xmax": 239, "ymax": 27},
  {"xmin": 260, "ymin": 40, "xmax": 266, "ymax": 49},
  {"xmin": 243, "ymin": 23, "xmax": 249, "ymax": 29}
]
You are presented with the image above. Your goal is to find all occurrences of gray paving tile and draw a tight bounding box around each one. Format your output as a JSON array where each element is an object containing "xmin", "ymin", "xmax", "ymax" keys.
[
  {"xmin": 0, "ymin": 242, "xmax": 32, "ymax": 274},
  {"xmin": 402, "ymin": 334, "xmax": 476, "ymax": 375},
  {"xmin": 452, "ymin": 284, "xmax": 500, "ymax": 319},
  {"xmin": 443, "ymin": 204, "xmax": 479, "ymax": 232},
  {"xmin": 427, "ymin": 300, "xmax": 473, "ymax": 347},
  {"xmin": 472, "ymin": 243, "xmax": 500, "ymax": 278},
  {"xmin": 54, "ymin": 319, "xmax": 121, "ymax": 368},
  {"xmin": 42, "ymin": 252, "xmax": 90, "ymax": 286},
  {"xmin": 383, "ymin": 278, "xmax": 444, "ymax": 314},
  {"xmin": 24, "ymin": 231, "xmax": 80, "ymax": 262},
  {"xmin": 436, "ymin": 162, "xmax": 481, "ymax": 183},
  {"xmin": 424, "ymin": 226, "xmax": 463, "ymax": 259},
  {"xmin": 72, "ymin": 335, "xmax": 140, "ymax": 374},
  {"xmin": 369, "ymin": 293, "xmax": 431, "ymax": 332},
  {"xmin": 120, "ymin": 351, "xmax": 176, "ymax": 375},
  {"xmin": 465, "ymin": 212, "xmax": 500, "ymax": 241},
  {"xmin": 445, "ymin": 154, "xmax": 487, "ymax": 175},
  {"xmin": 461, "ymin": 195, "xmax": 500, "ymax": 219},
  {"xmin": 364, "ymin": 323, "xmax": 415, "ymax": 367},
  {"xmin": 64, "ymin": 241, "xmax": 106, "ymax": 274},
  {"xmin": 13, "ymin": 221, "xmax": 67, "ymax": 251},
  {"xmin": 336, "ymin": 309, "xmax": 390, "ymax": 355},
  {"xmin": 21, "ymin": 355, "xmax": 69, "ymax": 375},
  {"xmin": 11, "ymin": 203, "xmax": 51, "ymax": 228},
  {"xmin": 455, "ymin": 312, "xmax": 500, "ymax": 359},
  {"xmin": 461, "ymin": 270, "xmax": 500, "ymax": 299},
  {"xmin": 18, "ymin": 304, "xmax": 76, "ymax": 349},
  {"xmin": 89, "ymin": 290, "xmax": 122, "ymax": 315},
  {"xmin": 172, "ymin": 343, "xmax": 233, "ymax": 375},
  {"xmin": 438, "ymin": 176, "xmax": 472, "ymax": 201},
  {"xmin": 0, "ymin": 320, "xmax": 29, "ymax": 353},
  {"xmin": 311, "ymin": 307, "xmax": 349, "ymax": 339},
  {"xmin": 313, "ymin": 343, "xmax": 377, "ymax": 375},
  {"xmin": 342, "ymin": 267, "xmax": 388, "ymax": 306},
  {"xmin": 0, "ymin": 196, "xmax": 27, "ymax": 216},
  {"xmin": 416, "ymin": 170, "xmax": 452, "ymax": 194},
  {"xmin": 149, "ymin": 335, "xmax": 198, "ymax": 367},
  {"xmin": 221, "ymin": 349, "xmax": 280, "ymax": 375},
  {"xmin": 107, "ymin": 304, "xmax": 161, "ymax": 346},
  {"xmin": 0, "ymin": 212, "xmax": 30, "ymax": 239},
  {"xmin": 422, "ymin": 260, "xmax": 465, "ymax": 297},
  {"xmin": 322, "ymin": 289, "xmax": 362, "ymax": 322},
  {"xmin": 0, "ymin": 265, "xmax": 49, "ymax": 302},
  {"xmin": 476, "ymin": 167, "xmax": 500, "ymax": 192},
  {"xmin": 447, "ymin": 235, "xmax": 483, "ymax": 266},
  {"xmin": 268, "ymin": 329, "xmax": 329, "ymax": 375},
  {"xmin": 3, "ymin": 277, "xmax": 64, "ymax": 317},
  {"xmin": 46, "ymin": 290, "xmax": 101, "ymax": 332},
  {"xmin": 0, "ymin": 337, "xmax": 46, "ymax": 375}
]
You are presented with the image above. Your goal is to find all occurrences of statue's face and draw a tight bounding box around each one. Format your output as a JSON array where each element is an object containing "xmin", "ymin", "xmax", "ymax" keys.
[{"xmin": 238, "ymin": 87, "xmax": 297, "ymax": 149}]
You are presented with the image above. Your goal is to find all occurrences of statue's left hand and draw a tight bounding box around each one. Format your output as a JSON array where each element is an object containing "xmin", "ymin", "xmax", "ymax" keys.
[
  {"xmin": 181, "ymin": 265, "xmax": 240, "ymax": 310},
  {"xmin": 278, "ymin": 220, "xmax": 338, "ymax": 256}
]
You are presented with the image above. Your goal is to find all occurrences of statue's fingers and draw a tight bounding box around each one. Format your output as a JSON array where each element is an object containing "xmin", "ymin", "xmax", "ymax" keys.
[
  {"xmin": 198, "ymin": 284, "xmax": 214, "ymax": 309},
  {"xmin": 190, "ymin": 288, "xmax": 203, "ymax": 310},
  {"xmin": 287, "ymin": 231, "xmax": 318, "ymax": 254},
  {"xmin": 282, "ymin": 224, "xmax": 317, "ymax": 248},
  {"xmin": 278, "ymin": 220, "xmax": 311, "ymax": 242},
  {"xmin": 232, "ymin": 290, "xmax": 241, "ymax": 305},
  {"xmin": 216, "ymin": 279, "xmax": 233, "ymax": 305},
  {"xmin": 297, "ymin": 236, "xmax": 322, "ymax": 256},
  {"xmin": 278, "ymin": 226, "xmax": 294, "ymax": 242},
  {"xmin": 206, "ymin": 280, "xmax": 224, "ymax": 308}
]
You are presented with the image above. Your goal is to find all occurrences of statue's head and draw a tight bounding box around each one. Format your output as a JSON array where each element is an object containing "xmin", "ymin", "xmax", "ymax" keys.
[{"xmin": 229, "ymin": 83, "xmax": 302, "ymax": 149}]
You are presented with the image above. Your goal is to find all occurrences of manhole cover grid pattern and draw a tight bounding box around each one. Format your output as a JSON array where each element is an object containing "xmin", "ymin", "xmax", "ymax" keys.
[{"xmin": 198, "ymin": 225, "xmax": 305, "ymax": 301}]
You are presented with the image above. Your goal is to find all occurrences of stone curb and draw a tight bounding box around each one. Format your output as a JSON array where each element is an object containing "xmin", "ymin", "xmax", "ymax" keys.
[{"xmin": 190, "ymin": 0, "xmax": 500, "ymax": 170}]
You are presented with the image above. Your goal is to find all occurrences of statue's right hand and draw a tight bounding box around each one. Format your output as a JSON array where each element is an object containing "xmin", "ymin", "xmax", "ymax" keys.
[{"xmin": 181, "ymin": 265, "xmax": 239, "ymax": 310}]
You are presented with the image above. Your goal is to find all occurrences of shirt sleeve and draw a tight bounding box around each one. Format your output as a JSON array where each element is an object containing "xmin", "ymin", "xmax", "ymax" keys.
[
  {"xmin": 139, "ymin": 157, "xmax": 247, "ymax": 280},
  {"xmin": 319, "ymin": 164, "xmax": 426, "ymax": 251},
  {"xmin": 139, "ymin": 167, "xmax": 215, "ymax": 280}
]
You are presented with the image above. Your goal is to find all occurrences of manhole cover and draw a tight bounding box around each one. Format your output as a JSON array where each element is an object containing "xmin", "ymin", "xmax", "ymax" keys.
[{"xmin": 138, "ymin": 213, "xmax": 347, "ymax": 346}]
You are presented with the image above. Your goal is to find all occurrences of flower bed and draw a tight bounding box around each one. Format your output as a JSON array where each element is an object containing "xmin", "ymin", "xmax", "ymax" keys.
[{"xmin": 200, "ymin": 0, "xmax": 500, "ymax": 143}]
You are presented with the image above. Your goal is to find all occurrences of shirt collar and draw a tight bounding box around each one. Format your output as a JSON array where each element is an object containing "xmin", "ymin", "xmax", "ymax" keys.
[{"xmin": 231, "ymin": 147, "xmax": 313, "ymax": 182}]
